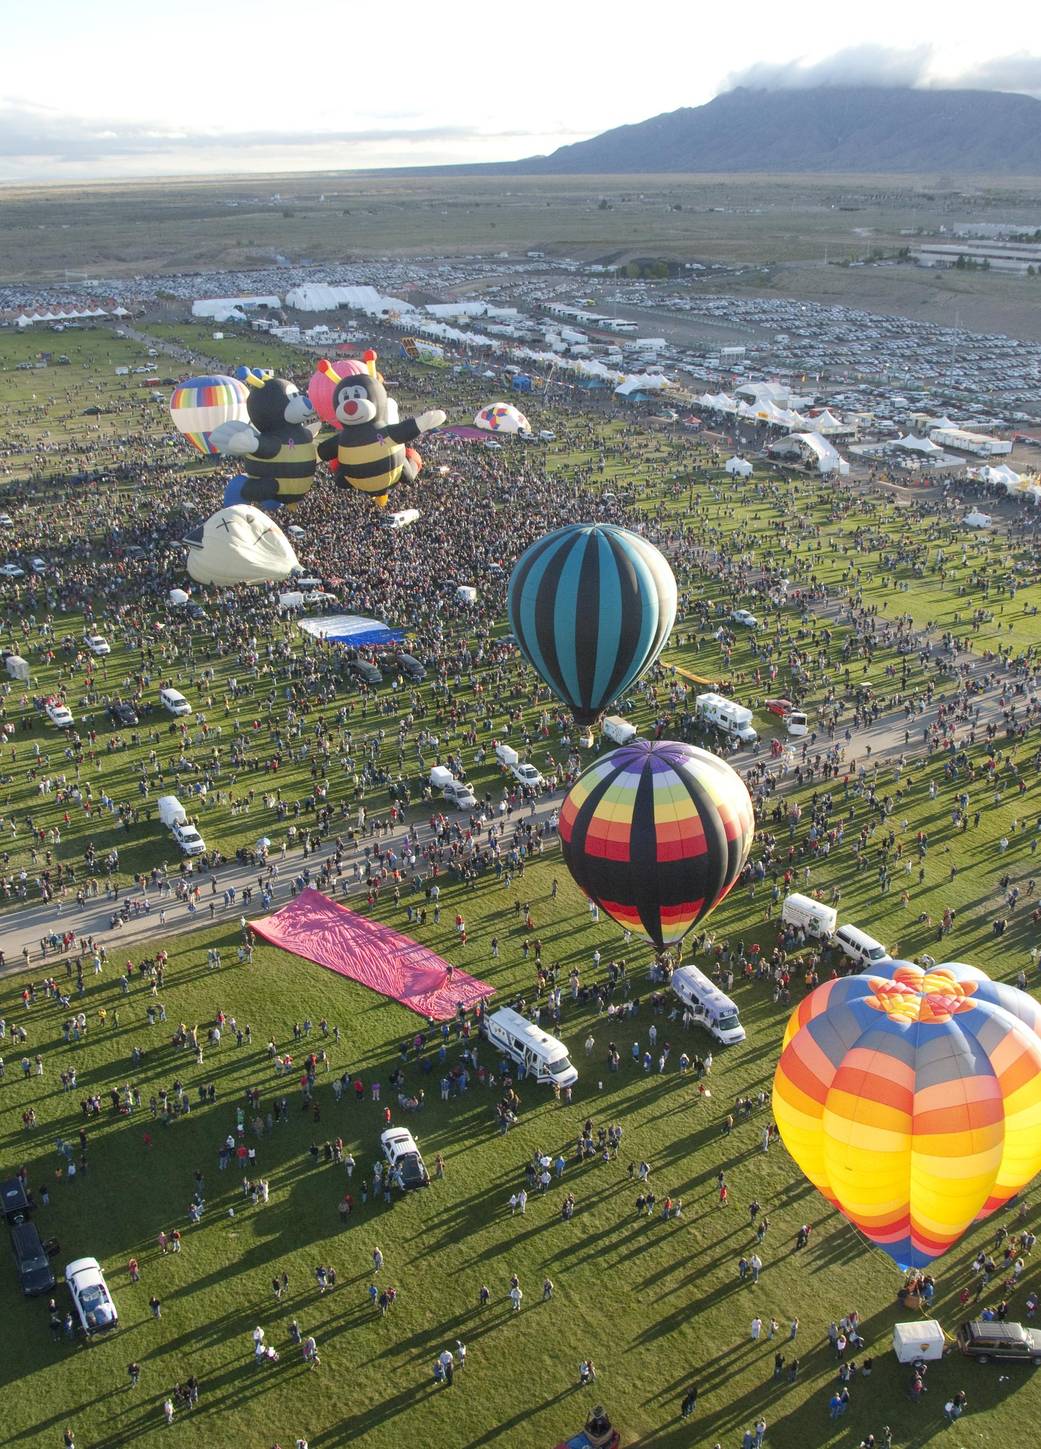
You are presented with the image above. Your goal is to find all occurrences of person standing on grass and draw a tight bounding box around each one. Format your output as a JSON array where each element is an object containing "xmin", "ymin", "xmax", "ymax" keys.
[{"xmin": 681, "ymin": 1384, "xmax": 698, "ymax": 1418}]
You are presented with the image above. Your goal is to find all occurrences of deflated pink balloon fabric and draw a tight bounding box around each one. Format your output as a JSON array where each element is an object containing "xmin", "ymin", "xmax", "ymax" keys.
[{"xmin": 252, "ymin": 888, "xmax": 494, "ymax": 1021}]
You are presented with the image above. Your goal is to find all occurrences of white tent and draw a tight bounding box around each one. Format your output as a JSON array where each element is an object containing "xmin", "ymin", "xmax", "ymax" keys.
[
  {"xmin": 973, "ymin": 463, "xmax": 1020, "ymax": 487},
  {"xmin": 812, "ymin": 409, "xmax": 849, "ymax": 435},
  {"xmin": 725, "ymin": 456, "xmax": 754, "ymax": 476},
  {"xmin": 893, "ymin": 434, "xmax": 943, "ymax": 455},
  {"xmin": 963, "ymin": 509, "xmax": 992, "ymax": 529},
  {"xmin": 615, "ymin": 373, "xmax": 670, "ymax": 397},
  {"xmin": 770, "ymin": 431, "xmax": 849, "ymax": 475},
  {"xmin": 5, "ymin": 654, "xmax": 30, "ymax": 681}
]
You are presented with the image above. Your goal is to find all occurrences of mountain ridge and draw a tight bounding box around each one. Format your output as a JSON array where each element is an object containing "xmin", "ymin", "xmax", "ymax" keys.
[{"xmin": 476, "ymin": 86, "xmax": 1041, "ymax": 175}]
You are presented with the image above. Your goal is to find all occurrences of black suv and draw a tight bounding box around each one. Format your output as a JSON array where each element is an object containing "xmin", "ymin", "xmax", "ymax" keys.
[
  {"xmin": 10, "ymin": 1220, "xmax": 55, "ymax": 1296},
  {"xmin": 393, "ymin": 652, "xmax": 426, "ymax": 682},
  {"xmin": 348, "ymin": 658, "xmax": 382, "ymax": 686},
  {"xmin": 109, "ymin": 701, "xmax": 139, "ymax": 727},
  {"xmin": 956, "ymin": 1319, "xmax": 1041, "ymax": 1366},
  {"xmin": 1, "ymin": 1178, "xmax": 33, "ymax": 1223}
]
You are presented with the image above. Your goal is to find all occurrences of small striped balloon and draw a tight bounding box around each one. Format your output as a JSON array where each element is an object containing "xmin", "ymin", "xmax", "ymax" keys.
[
  {"xmin": 773, "ymin": 961, "xmax": 1041, "ymax": 1270},
  {"xmin": 559, "ymin": 739, "xmax": 754, "ymax": 952},
  {"xmin": 169, "ymin": 374, "xmax": 249, "ymax": 455},
  {"xmin": 508, "ymin": 523, "xmax": 677, "ymax": 727}
]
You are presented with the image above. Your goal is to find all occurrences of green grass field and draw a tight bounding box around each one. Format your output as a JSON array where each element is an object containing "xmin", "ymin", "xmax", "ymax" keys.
[{"xmin": 2, "ymin": 321, "xmax": 1041, "ymax": 1448}]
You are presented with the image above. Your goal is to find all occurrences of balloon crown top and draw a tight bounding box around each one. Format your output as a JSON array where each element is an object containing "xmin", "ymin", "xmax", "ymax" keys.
[{"xmin": 866, "ymin": 964, "xmax": 977, "ymax": 1024}]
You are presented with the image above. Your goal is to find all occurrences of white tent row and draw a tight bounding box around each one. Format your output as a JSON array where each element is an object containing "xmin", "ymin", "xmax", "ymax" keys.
[
  {"xmin": 284, "ymin": 283, "xmax": 413, "ymax": 315},
  {"xmin": 697, "ymin": 392, "xmax": 739, "ymax": 413},
  {"xmin": 17, "ymin": 307, "xmax": 109, "ymax": 326},
  {"xmin": 725, "ymin": 456, "xmax": 753, "ymax": 476},
  {"xmin": 192, "ymin": 296, "xmax": 279, "ymax": 319},
  {"xmin": 425, "ymin": 301, "xmax": 519, "ymax": 321}
]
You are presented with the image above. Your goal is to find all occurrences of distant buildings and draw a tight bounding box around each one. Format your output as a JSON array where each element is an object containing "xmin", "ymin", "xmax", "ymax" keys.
[{"xmin": 911, "ymin": 240, "xmax": 1041, "ymax": 274}]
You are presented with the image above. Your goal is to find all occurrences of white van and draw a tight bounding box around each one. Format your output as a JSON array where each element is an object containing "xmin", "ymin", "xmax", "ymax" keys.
[
  {"xmin": 786, "ymin": 710, "xmax": 809, "ymax": 738},
  {"xmin": 494, "ymin": 743, "xmax": 520, "ymax": 768},
  {"xmin": 835, "ymin": 923, "xmax": 890, "ymax": 970},
  {"xmin": 781, "ymin": 893, "xmax": 837, "ymax": 940},
  {"xmin": 159, "ymin": 687, "xmax": 191, "ymax": 717},
  {"xmin": 603, "ymin": 715, "xmax": 637, "ymax": 746},
  {"xmin": 483, "ymin": 1007, "xmax": 578, "ymax": 1086},
  {"xmin": 157, "ymin": 794, "xmax": 205, "ymax": 855},
  {"xmin": 670, "ymin": 965, "xmax": 746, "ymax": 1045}
]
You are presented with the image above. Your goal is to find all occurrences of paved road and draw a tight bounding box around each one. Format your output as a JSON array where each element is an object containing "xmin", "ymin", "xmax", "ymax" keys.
[{"xmin": 1, "ymin": 616, "xmax": 1019, "ymax": 978}]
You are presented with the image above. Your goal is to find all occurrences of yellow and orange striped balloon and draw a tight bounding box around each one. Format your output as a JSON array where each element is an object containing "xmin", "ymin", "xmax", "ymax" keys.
[{"xmin": 772, "ymin": 961, "xmax": 1041, "ymax": 1269}]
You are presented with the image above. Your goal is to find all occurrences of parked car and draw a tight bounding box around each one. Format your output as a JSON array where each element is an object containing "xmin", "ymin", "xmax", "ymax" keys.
[
  {"xmin": 0, "ymin": 513, "xmax": 13, "ymax": 527},
  {"xmin": 348, "ymin": 658, "xmax": 382, "ymax": 686},
  {"xmin": 380, "ymin": 1127, "xmax": 429, "ymax": 1189},
  {"xmin": 83, "ymin": 634, "xmax": 111, "ymax": 656},
  {"xmin": 11, "ymin": 1220, "xmax": 56, "ymax": 1296},
  {"xmin": 1, "ymin": 1178, "xmax": 34, "ymax": 1223},
  {"xmin": 764, "ymin": 698, "xmax": 794, "ymax": 718},
  {"xmin": 109, "ymin": 701, "xmax": 139, "ymax": 727},
  {"xmin": 0, "ymin": 563, "xmax": 25, "ymax": 579},
  {"xmin": 511, "ymin": 762, "xmax": 545, "ymax": 790},
  {"xmin": 731, "ymin": 608, "xmax": 758, "ymax": 628},
  {"xmin": 392, "ymin": 652, "xmax": 426, "ymax": 682},
  {"xmin": 66, "ymin": 1256, "xmax": 118, "ymax": 1333},
  {"xmin": 956, "ymin": 1319, "xmax": 1041, "ymax": 1365},
  {"xmin": 44, "ymin": 698, "xmax": 74, "ymax": 728}
]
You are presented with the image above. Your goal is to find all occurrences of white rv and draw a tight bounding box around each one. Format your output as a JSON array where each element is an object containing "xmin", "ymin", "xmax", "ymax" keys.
[
  {"xmin": 670, "ymin": 965, "xmax": 746, "ymax": 1044},
  {"xmin": 483, "ymin": 1007, "xmax": 578, "ymax": 1086},
  {"xmin": 694, "ymin": 692, "xmax": 758, "ymax": 745}
]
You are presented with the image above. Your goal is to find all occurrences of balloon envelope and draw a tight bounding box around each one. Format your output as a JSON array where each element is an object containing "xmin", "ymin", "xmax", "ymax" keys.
[
  {"xmin": 308, "ymin": 360, "xmax": 367, "ymax": 425},
  {"xmin": 169, "ymin": 375, "xmax": 249, "ymax": 454},
  {"xmin": 559, "ymin": 739, "xmax": 754, "ymax": 952},
  {"xmin": 184, "ymin": 505, "xmax": 300, "ymax": 586},
  {"xmin": 475, "ymin": 402, "xmax": 530, "ymax": 433},
  {"xmin": 773, "ymin": 960, "xmax": 1041, "ymax": 1270},
  {"xmin": 508, "ymin": 523, "xmax": 677, "ymax": 726}
]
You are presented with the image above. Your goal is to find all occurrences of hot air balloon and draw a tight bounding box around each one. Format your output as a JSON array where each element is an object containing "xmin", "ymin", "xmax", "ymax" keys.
[
  {"xmin": 507, "ymin": 524, "xmax": 677, "ymax": 727},
  {"xmin": 169, "ymin": 375, "xmax": 249, "ymax": 454},
  {"xmin": 308, "ymin": 357, "xmax": 369, "ymax": 426},
  {"xmin": 558, "ymin": 740, "xmax": 754, "ymax": 957},
  {"xmin": 475, "ymin": 402, "xmax": 530, "ymax": 434},
  {"xmin": 183, "ymin": 505, "xmax": 300, "ymax": 587},
  {"xmin": 773, "ymin": 960, "xmax": 1041, "ymax": 1271}
]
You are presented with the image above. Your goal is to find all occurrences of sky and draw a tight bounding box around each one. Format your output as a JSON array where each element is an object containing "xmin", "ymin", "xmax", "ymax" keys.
[{"xmin": 2, "ymin": 0, "xmax": 1040, "ymax": 182}]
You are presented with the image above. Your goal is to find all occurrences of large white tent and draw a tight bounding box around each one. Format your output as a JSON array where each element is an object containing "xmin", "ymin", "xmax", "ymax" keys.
[{"xmin": 725, "ymin": 456, "xmax": 753, "ymax": 476}]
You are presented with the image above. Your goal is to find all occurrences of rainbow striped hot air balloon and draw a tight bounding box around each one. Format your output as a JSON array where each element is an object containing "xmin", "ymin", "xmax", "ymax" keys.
[
  {"xmin": 558, "ymin": 740, "xmax": 754, "ymax": 954},
  {"xmin": 773, "ymin": 960, "xmax": 1041, "ymax": 1271},
  {"xmin": 169, "ymin": 374, "xmax": 249, "ymax": 455},
  {"xmin": 508, "ymin": 523, "xmax": 677, "ymax": 728}
]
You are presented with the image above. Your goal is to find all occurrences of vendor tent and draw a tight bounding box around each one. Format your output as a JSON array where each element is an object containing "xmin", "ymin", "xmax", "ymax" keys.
[
  {"xmin": 297, "ymin": 614, "xmax": 403, "ymax": 646},
  {"xmin": 725, "ymin": 456, "xmax": 753, "ymax": 477}
]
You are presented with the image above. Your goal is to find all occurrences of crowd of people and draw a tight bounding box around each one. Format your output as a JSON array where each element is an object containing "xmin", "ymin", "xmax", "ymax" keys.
[{"xmin": 3, "ymin": 322, "xmax": 1041, "ymax": 1447}]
